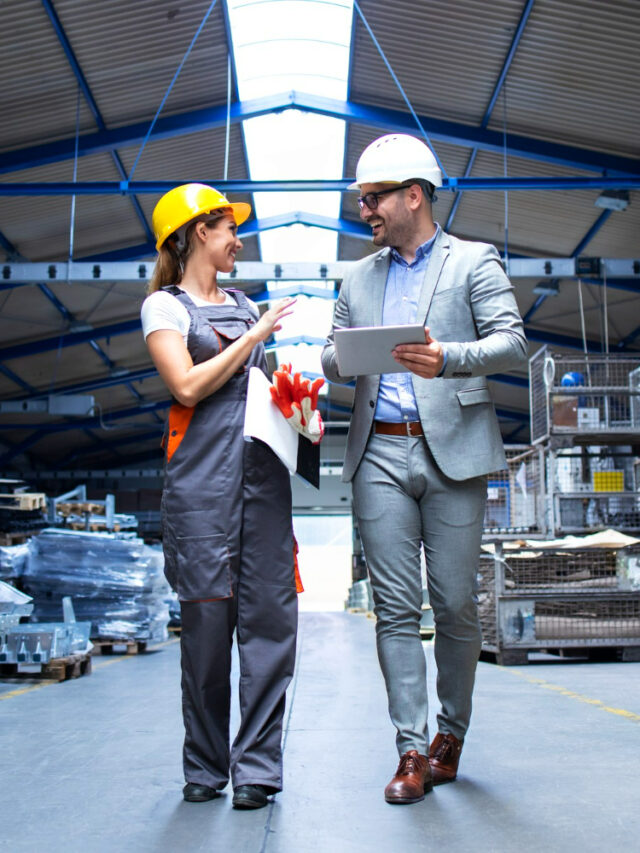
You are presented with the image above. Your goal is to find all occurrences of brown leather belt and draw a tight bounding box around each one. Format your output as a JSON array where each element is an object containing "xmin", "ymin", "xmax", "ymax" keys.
[{"xmin": 374, "ymin": 420, "xmax": 424, "ymax": 437}]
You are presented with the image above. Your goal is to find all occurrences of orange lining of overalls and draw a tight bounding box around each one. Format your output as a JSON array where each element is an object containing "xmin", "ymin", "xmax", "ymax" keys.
[
  {"xmin": 166, "ymin": 403, "xmax": 195, "ymax": 463},
  {"xmin": 293, "ymin": 535, "xmax": 304, "ymax": 593}
]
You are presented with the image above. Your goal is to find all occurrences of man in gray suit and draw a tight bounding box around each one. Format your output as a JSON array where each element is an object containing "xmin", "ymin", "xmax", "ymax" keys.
[{"xmin": 322, "ymin": 133, "xmax": 527, "ymax": 805}]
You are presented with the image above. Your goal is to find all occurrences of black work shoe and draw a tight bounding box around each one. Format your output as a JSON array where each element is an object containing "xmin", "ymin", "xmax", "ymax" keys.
[
  {"xmin": 183, "ymin": 782, "xmax": 220, "ymax": 802},
  {"xmin": 232, "ymin": 784, "xmax": 270, "ymax": 809}
]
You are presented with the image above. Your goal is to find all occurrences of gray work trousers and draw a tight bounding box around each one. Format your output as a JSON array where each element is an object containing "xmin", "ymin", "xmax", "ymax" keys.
[{"xmin": 352, "ymin": 433, "xmax": 487, "ymax": 755}]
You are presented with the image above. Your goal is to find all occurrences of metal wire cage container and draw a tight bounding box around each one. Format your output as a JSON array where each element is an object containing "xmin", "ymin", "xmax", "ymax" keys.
[
  {"xmin": 477, "ymin": 544, "xmax": 640, "ymax": 664},
  {"xmin": 529, "ymin": 347, "xmax": 640, "ymax": 445},
  {"xmin": 484, "ymin": 446, "xmax": 545, "ymax": 536},
  {"xmin": 548, "ymin": 446, "xmax": 640, "ymax": 534}
]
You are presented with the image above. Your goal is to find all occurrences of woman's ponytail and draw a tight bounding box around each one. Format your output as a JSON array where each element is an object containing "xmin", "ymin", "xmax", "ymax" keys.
[{"xmin": 147, "ymin": 243, "xmax": 183, "ymax": 294}]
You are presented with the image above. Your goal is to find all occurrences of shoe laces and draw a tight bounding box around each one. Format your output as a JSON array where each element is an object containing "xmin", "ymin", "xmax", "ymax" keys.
[
  {"xmin": 397, "ymin": 752, "xmax": 421, "ymax": 776},
  {"xmin": 432, "ymin": 736, "xmax": 455, "ymax": 762}
]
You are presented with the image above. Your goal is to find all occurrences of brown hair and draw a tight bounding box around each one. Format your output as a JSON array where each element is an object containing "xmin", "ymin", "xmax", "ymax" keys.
[{"xmin": 147, "ymin": 214, "xmax": 229, "ymax": 294}]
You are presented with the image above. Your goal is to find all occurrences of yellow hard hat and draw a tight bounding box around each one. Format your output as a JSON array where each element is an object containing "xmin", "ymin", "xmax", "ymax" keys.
[{"xmin": 152, "ymin": 183, "xmax": 252, "ymax": 250}]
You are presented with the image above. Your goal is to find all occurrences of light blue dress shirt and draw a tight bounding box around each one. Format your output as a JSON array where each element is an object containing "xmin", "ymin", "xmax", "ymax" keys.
[{"xmin": 374, "ymin": 226, "xmax": 440, "ymax": 423}]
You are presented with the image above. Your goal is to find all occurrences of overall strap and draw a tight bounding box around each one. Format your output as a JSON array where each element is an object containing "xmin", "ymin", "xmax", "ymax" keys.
[{"xmin": 225, "ymin": 288, "xmax": 259, "ymax": 320}]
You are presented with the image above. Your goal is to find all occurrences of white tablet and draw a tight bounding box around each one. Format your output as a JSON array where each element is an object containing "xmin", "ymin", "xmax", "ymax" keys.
[{"xmin": 334, "ymin": 324, "xmax": 426, "ymax": 376}]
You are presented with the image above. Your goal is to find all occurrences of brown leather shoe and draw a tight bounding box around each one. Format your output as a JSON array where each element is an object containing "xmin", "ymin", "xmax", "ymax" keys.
[
  {"xmin": 428, "ymin": 732, "xmax": 463, "ymax": 785},
  {"xmin": 384, "ymin": 750, "xmax": 432, "ymax": 804}
]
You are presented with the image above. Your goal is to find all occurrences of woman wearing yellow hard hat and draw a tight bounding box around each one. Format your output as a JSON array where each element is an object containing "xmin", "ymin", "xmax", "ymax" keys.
[{"xmin": 141, "ymin": 183, "xmax": 298, "ymax": 810}]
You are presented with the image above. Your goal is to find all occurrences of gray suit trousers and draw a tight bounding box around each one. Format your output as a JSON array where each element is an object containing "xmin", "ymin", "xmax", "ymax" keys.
[{"xmin": 352, "ymin": 433, "xmax": 486, "ymax": 755}]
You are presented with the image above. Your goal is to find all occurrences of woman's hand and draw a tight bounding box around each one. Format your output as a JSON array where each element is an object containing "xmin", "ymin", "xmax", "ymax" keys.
[
  {"xmin": 250, "ymin": 297, "xmax": 297, "ymax": 342},
  {"xmin": 146, "ymin": 297, "xmax": 298, "ymax": 408}
]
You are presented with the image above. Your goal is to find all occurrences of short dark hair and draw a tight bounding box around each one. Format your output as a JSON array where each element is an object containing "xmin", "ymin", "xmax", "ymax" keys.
[{"xmin": 409, "ymin": 179, "xmax": 435, "ymax": 203}]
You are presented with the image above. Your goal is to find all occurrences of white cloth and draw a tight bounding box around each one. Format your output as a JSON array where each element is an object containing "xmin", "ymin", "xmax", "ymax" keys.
[{"xmin": 141, "ymin": 287, "xmax": 243, "ymax": 342}]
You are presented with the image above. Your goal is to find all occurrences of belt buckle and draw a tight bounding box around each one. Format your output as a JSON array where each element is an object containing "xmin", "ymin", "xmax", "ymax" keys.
[{"xmin": 407, "ymin": 421, "xmax": 419, "ymax": 437}]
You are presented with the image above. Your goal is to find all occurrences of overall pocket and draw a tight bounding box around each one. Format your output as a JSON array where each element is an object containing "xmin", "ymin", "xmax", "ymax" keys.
[{"xmin": 166, "ymin": 509, "xmax": 233, "ymax": 601}]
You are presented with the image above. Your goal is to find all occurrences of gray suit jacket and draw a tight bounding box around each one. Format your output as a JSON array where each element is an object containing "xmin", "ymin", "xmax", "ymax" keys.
[{"xmin": 321, "ymin": 228, "xmax": 528, "ymax": 483}]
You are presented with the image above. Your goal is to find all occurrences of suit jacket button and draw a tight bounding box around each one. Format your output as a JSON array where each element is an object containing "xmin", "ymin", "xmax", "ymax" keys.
[{"xmin": 369, "ymin": 400, "xmax": 375, "ymax": 408}]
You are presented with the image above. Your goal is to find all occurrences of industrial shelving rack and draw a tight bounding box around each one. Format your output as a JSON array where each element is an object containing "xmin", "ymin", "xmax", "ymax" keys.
[
  {"xmin": 529, "ymin": 347, "xmax": 640, "ymax": 536},
  {"xmin": 477, "ymin": 349, "xmax": 640, "ymax": 664}
]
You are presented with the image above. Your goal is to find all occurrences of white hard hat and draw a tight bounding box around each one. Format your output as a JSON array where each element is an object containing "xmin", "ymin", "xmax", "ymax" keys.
[{"xmin": 348, "ymin": 133, "xmax": 443, "ymax": 190}]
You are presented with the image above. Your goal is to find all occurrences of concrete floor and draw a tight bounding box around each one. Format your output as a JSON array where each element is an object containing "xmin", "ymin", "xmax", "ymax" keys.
[{"xmin": 1, "ymin": 612, "xmax": 639, "ymax": 853}]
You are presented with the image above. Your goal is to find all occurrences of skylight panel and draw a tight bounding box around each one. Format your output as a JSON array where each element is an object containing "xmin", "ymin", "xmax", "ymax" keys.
[{"xmin": 227, "ymin": 0, "xmax": 354, "ymax": 377}]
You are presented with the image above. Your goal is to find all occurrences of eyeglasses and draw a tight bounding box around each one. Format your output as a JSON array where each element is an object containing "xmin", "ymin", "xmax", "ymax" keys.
[{"xmin": 357, "ymin": 183, "xmax": 412, "ymax": 210}]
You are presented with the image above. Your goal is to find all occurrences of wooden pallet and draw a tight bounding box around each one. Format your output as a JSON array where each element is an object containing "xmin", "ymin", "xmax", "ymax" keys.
[
  {"xmin": 0, "ymin": 651, "xmax": 92, "ymax": 682},
  {"xmin": 0, "ymin": 492, "xmax": 47, "ymax": 511},
  {"xmin": 67, "ymin": 521, "xmax": 121, "ymax": 532},
  {"xmin": 91, "ymin": 639, "xmax": 148, "ymax": 656},
  {"xmin": 56, "ymin": 501, "xmax": 105, "ymax": 517},
  {"xmin": 0, "ymin": 530, "xmax": 39, "ymax": 546}
]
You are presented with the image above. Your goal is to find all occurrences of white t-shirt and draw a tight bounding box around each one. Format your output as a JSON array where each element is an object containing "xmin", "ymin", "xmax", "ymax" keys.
[{"xmin": 141, "ymin": 287, "xmax": 254, "ymax": 343}]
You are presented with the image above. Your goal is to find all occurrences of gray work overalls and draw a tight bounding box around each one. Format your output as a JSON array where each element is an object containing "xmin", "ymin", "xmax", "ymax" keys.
[{"xmin": 160, "ymin": 285, "xmax": 298, "ymax": 793}]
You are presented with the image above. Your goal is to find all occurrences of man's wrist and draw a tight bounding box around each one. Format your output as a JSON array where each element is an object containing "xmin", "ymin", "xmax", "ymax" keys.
[{"xmin": 437, "ymin": 349, "xmax": 448, "ymax": 377}]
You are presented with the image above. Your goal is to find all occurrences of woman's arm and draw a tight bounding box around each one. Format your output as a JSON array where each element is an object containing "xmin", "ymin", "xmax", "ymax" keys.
[{"xmin": 146, "ymin": 298, "xmax": 295, "ymax": 407}]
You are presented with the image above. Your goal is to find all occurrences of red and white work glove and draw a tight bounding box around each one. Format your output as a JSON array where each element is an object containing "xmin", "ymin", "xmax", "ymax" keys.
[{"xmin": 269, "ymin": 363, "xmax": 325, "ymax": 444}]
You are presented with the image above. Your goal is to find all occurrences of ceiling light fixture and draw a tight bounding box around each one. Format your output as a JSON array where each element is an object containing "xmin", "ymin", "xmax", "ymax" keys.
[
  {"xmin": 594, "ymin": 189, "xmax": 630, "ymax": 211},
  {"xmin": 532, "ymin": 278, "xmax": 560, "ymax": 296}
]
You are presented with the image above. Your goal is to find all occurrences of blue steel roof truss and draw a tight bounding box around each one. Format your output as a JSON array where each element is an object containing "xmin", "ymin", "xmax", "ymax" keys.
[{"xmin": 1, "ymin": 3, "xmax": 638, "ymax": 467}]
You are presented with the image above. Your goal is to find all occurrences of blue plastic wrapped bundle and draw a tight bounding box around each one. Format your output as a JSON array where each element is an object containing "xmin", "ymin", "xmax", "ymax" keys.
[
  {"xmin": 23, "ymin": 529, "xmax": 170, "ymax": 642},
  {"xmin": 0, "ymin": 543, "xmax": 30, "ymax": 584}
]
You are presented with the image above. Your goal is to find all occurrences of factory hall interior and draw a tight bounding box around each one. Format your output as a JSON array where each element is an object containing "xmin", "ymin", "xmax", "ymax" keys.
[{"xmin": 1, "ymin": 1, "xmax": 639, "ymax": 851}]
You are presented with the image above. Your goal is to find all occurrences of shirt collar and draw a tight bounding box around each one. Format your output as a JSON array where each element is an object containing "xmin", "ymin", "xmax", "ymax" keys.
[{"xmin": 390, "ymin": 224, "xmax": 440, "ymax": 267}]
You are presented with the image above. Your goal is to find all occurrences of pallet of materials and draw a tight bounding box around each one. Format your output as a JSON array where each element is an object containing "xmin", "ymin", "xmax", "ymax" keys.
[
  {"xmin": 0, "ymin": 492, "xmax": 47, "ymax": 511},
  {"xmin": 22, "ymin": 529, "xmax": 170, "ymax": 645},
  {"xmin": 91, "ymin": 639, "xmax": 149, "ymax": 655},
  {"xmin": 0, "ymin": 651, "xmax": 92, "ymax": 682}
]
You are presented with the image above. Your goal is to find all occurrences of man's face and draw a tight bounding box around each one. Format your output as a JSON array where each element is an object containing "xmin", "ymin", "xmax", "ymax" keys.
[{"xmin": 358, "ymin": 182, "xmax": 413, "ymax": 248}]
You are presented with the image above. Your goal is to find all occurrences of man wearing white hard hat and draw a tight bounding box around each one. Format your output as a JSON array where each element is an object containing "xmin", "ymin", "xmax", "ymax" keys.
[{"xmin": 322, "ymin": 134, "xmax": 527, "ymax": 804}]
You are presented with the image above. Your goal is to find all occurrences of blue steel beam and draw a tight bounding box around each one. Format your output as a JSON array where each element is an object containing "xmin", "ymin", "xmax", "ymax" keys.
[
  {"xmin": 0, "ymin": 318, "xmax": 141, "ymax": 361},
  {"xmin": 11, "ymin": 366, "xmax": 527, "ymax": 402},
  {"xmin": 36, "ymin": 283, "xmax": 119, "ymax": 373},
  {"xmin": 0, "ymin": 311, "xmax": 635, "ymax": 364},
  {"xmin": 495, "ymin": 407, "xmax": 528, "ymax": 423},
  {"xmin": 40, "ymin": 0, "xmax": 153, "ymax": 241},
  {"xmin": 57, "ymin": 426, "xmax": 163, "ymax": 467},
  {"xmin": 0, "ymin": 432, "xmax": 47, "ymax": 467},
  {"xmin": 482, "ymin": 0, "xmax": 536, "ymax": 123},
  {"xmin": 0, "ymin": 399, "xmax": 170, "ymax": 433},
  {"xmin": 10, "ymin": 367, "xmax": 159, "ymax": 400},
  {"xmin": 523, "ymin": 209, "xmax": 614, "ymax": 321},
  {"xmin": 3, "ymin": 92, "xmax": 640, "ymax": 177},
  {"xmin": 617, "ymin": 324, "xmax": 640, "ymax": 349},
  {"xmin": 80, "ymin": 213, "xmax": 371, "ymax": 261},
  {"xmin": 242, "ymin": 212, "xmax": 371, "ymax": 239},
  {"xmin": 447, "ymin": 0, "xmax": 536, "ymax": 231},
  {"xmin": 0, "ymin": 230, "xmax": 21, "ymax": 260},
  {"xmin": 2, "ymin": 176, "xmax": 640, "ymax": 196},
  {"xmin": 0, "ymin": 365, "xmax": 36, "ymax": 394}
]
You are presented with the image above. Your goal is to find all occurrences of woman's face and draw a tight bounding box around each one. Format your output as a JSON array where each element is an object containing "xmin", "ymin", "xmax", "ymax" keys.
[{"xmin": 203, "ymin": 214, "xmax": 243, "ymax": 272}]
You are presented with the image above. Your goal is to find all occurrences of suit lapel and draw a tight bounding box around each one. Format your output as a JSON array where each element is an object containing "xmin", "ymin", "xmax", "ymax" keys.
[
  {"xmin": 371, "ymin": 248, "xmax": 391, "ymax": 325},
  {"xmin": 416, "ymin": 228, "xmax": 450, "ymax": 322}
]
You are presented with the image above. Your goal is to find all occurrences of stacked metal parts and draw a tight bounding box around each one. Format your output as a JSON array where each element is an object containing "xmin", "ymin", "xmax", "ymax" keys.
[
  {"xmin": 0, "ymin": 582, "xmax": 91, "ymax": 666},
  {"xmin": 22, "ymin": 529, "xmax": 170, "ymax": 644}
]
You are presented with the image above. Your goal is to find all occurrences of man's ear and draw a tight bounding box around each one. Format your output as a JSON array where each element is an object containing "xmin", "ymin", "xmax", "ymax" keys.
[{"xmin": 406, "ymin": 183, "xmax": 424, "ymax": 210}]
